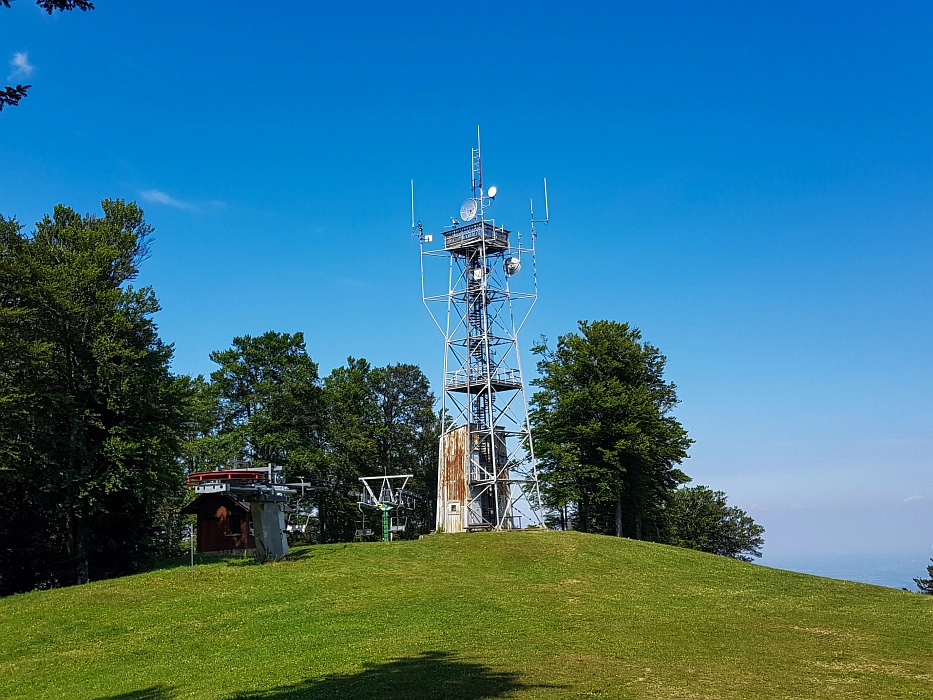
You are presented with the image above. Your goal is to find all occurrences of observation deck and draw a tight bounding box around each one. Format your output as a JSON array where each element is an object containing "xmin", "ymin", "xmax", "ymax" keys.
[
  {"xmin": 444, "ymin": 220, "xmax": 509, "ymax": 255},
  {"xmin": 445, "ymin": 367, "xmax": 523, "ymax": 393}
]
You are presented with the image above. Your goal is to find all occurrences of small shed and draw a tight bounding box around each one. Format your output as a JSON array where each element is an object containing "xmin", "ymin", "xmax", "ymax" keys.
[{"xmin": 181, "ymin": 493, "xmax": 255, "ymax": 555}]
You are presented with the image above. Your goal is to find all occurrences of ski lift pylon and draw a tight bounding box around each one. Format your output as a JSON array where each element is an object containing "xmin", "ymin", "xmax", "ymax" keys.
[{"xmin": 357, "ymin": 474, "xmax": 414, "ymax": 542}]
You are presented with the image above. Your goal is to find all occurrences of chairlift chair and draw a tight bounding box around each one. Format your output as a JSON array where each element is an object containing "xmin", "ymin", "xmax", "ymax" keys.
[{"xmin": 354, "ymin": 512, "xmax": 374, "ymax": 538}]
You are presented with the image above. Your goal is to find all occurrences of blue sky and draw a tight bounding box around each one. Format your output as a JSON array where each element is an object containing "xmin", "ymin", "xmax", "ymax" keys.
[{"xmin": 3, "ymin": 1, "xmax": 933, "ymax": 586}]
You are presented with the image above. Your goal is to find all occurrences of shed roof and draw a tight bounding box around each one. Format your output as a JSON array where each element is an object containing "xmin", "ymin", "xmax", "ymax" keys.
[{"xmin": 180, "ymin": 493, "xmax": 251, "ymax": 515}]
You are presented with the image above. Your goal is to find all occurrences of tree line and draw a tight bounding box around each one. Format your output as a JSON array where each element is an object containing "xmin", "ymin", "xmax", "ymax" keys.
[
  {"xmin": 529, "ymin": 321, "xmax": 764, "ymax": 561},
  {"xmin": 182, "ymin": 336, "xmax": 439, "ymax": 545},
  {"xmin": 0, "ymin": 201, "xmax": 439, "ymax": 594},
  {"xmin": 0, "ymin": 201, "xmax": 764, "ymax": 595}
]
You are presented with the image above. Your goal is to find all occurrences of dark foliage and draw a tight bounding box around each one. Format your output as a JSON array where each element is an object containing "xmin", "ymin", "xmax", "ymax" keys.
[
  {"xmin": 2, "ymin": 0, "xmax": 94, "ymax": 111},
  {"xmin": 183, "ymin": 346, "xmax": 440, "ymax": 545},
  {"xmin": 666, "ymin": 485, "xmax": 765, "ymax": 562},
  {"xmin": 0, "ymin": 84, "xmax": 31, "ymax": 111},
  {"xmin": 0, "ymin": 202, "xmax": 189, "ymax": 594},
  {"xmin": 37, "ymin": 0, "xmax": 94, "ymax": 11},
  {"xmin": 1, "ymin": 0, "xmax": 94, "ymax": 11},
  {"xmin": 915, "ymin": 559, "xmax": 933, "ymax": 594}
]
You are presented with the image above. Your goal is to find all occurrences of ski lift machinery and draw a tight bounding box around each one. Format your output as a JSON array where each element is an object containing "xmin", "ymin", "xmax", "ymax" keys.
[
  {"xmin": 357, "ymin": 475, "xmax": 415, "ymax": 542},
  {"xmin": 186, "ymin": 465, "xmax": 296, "ymax": 562},
  {"xmin": 186, "ymin": 465, "xmax": 341, "ymax": 559}
]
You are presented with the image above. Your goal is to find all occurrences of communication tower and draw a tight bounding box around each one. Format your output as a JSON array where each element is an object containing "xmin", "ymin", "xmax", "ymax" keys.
[{"xmin": 415, "ymin": 129, "xmax": 548, "ymax": 532}]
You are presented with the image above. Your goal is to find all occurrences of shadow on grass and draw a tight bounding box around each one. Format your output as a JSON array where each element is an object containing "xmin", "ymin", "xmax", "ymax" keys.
[
  {"xmin": 147, "ymin": 543, "xmax": 351, "ymax": 574},
  {"xmin": 142, "ymin": 553, "xmax": 251, "ymax": 574},
  {"xmin": 94, "ymin": 686, "xmax": 174, "ymax": 700},
  {"xmin": 284, "ymin": 544, "xmax": 350, "ymax": 562},
  {"xmin": 227, "ymin": 650, "xmax": 553, "ymax": 699}
]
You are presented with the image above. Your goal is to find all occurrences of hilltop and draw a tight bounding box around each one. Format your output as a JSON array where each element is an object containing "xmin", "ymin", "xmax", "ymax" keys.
[{"xmin": 1, "ymin": 531, "xmax": 931, "ymax": 699}]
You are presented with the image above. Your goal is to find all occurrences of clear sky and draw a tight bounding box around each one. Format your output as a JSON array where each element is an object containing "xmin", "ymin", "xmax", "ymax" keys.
[{"xmin": 3, "ymin": 1, "xmax": 932, "ymax": 587}]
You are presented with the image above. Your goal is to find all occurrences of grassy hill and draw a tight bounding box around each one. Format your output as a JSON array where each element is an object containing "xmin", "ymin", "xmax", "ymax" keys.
[{"xmin": 1, "ymin": 531, "xmax": 932, "ymax": 699}]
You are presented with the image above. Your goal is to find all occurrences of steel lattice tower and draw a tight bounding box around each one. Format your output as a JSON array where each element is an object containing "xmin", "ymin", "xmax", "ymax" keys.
[{"xmin": 415, "ymin": 131, "xmax": 547, "ymax": 532}]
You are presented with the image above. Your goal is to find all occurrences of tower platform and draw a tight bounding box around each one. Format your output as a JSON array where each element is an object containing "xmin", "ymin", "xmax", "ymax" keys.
[{"xmin": 444, "ymin": 221, "xmax": 509, "ymax": 254}]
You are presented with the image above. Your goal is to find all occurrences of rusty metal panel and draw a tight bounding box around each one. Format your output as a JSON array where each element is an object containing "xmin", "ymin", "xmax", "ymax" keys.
[{"xmin": 437, "ymin": 425, "xmax": 469, "ymax": 533}]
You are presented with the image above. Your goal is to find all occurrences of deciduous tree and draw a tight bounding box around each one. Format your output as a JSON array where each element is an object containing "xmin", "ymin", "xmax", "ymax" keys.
[
  {"xmin": 208, "ymin": 331, "xmax": 323, "ymax": 470},
  {"xmin": 370, "ymin": 363, "xmax": 439, "ymax": 533},
  {"xmin": 530, "ymin": 320, "xmax": 692, "ymax": 537},
  {"xmin": 0, "ymin": 201, "xmax": 188, "ymax": 592},
  {"xmin": 666, "ymin": 485, "xmax": 765, "ymax": 561}
]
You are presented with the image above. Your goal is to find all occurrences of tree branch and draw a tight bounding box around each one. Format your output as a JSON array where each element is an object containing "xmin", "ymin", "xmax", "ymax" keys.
[
  {"xmin": 1, "ymin": 1, "xmax": 95, "ymax": 10},
  {"xmin": 36, "ymin": 0, "xmax": 95, "ymax": 12},
  {"xmin": 0, "ymin": 85, "xmax": 31, "ymax": 111}
]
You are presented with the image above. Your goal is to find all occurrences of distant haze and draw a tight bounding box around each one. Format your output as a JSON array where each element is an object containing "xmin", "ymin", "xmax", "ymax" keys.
[{"xmin": 2, "ymin": 1, "xmax": 931, "ymax": 588}]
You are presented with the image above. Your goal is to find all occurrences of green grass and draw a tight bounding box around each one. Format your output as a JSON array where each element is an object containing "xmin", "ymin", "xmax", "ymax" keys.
[{"xmin": 1, "ymin": 531, "xmax": 932, "ymax": 699}]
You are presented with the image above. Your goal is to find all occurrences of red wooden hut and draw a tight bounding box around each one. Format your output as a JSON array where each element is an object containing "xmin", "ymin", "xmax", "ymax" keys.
[{"xmin": 181, "ymin": 493, "xmax": 255, "ymax": 555}]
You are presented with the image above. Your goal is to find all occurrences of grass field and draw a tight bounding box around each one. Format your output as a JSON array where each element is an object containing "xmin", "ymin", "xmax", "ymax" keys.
[{"xmin": 1, "ymin": 530, "xmax": 932, "ymax": 699}]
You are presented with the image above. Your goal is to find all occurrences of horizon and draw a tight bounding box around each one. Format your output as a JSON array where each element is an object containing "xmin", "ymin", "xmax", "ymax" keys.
[{"xmin": 2, "ymin": 1, "xmax": 932, "ymax": 589}]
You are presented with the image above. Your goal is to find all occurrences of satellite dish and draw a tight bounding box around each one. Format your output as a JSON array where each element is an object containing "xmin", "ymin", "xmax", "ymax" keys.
[
  {"xmin": 504, "ymin": 257, "xmax": 522, "ymax": 276},
  {"xmin": 460, "ymin": 199, "xmax": 477, "ymax": 222},
  {"xmin": 487, "ymin": 186, "xmax": 498, "ymax": 199}
]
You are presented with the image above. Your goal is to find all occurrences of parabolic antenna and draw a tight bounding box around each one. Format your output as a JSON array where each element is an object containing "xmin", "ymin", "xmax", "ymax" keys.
[
  {"xmin": 460, "ymin": 198, "xmax": 478, "ymax": 222},
  {"xmin": 504, "ymin": 257, "xmax": 522, "ymax": 276}
]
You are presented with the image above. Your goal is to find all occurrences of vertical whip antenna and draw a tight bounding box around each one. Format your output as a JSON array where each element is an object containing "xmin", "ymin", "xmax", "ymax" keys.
[
  {"xmin": 472, "ymin": 125, "xmax": 483, "ymax": 202},
  {"xmin": 477, "ymin": 125, "xmax": 483, "ymax": 195},
  {"xmin": 531, "ymin": 178, "xmax": 550, "ymax": 227},
  {"xmin": 543, "ymin": 178, "xmax": 549, "ymax": 224}
]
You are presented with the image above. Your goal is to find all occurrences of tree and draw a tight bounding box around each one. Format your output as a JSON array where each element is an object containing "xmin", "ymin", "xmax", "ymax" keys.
[
  {"xmin": 666, "ymin": 485, "xmax": 765, "ymax": 562},
  {"xmin": 1, "ymin": 1, "xmax": 95, "ymax": 111},
  {"xmin": 208, "ymin": 331, "xmax": 323, "ymax": 471},
  {"xmin": 189, "ymin": 344, "xmax": 441, "ymax": 543},
  {"xmin": 530, "ymin": 320, "xmax": 693, "ymax": 538},
  {"xmin": 316, "ymin": 357, "xmax": 379, "ymax": 542},
  {"xmin": 0, "ymin": 201, "xmax": 188, "ymax": 592},
  {"xmin": 2, "ymin": 1, "xmax": 94, "ymax": 8},
  {"xmin": 370, "ymin": 364, "xmax": 439, "ymax": 533},
  {"xmin": 914, "ymin": 560, "xmax": 933, "ymax": 594},
  {"xmin": 177, "ymin": 374, "xmax": 241, "ymax": 474}
]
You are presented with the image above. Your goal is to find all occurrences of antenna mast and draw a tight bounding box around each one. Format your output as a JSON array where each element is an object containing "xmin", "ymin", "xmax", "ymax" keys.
[{"xmin": 418, "ymin": 130, "xmax": 546, "ymax": 532}]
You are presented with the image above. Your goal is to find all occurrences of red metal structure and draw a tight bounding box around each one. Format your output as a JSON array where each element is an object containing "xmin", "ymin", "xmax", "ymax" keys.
[{"xmin": 186, "ymin": 470, "xmax": 269, "ymax": 485}]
